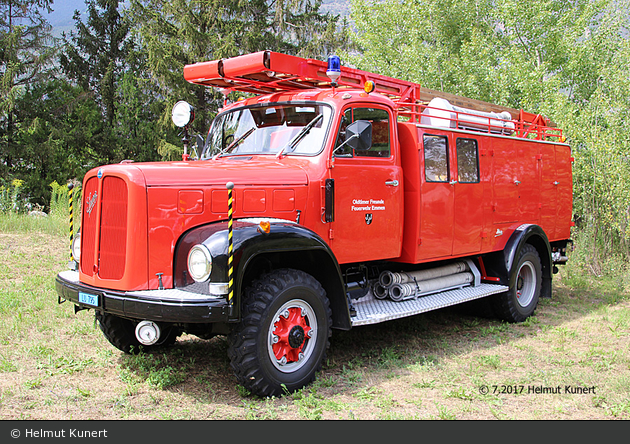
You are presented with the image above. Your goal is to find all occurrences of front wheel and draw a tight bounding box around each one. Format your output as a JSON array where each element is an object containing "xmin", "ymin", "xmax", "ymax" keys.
[
  {"xmin": 227, "ymin": 269, "xmax": 332, "ymax": 397},
  {"xmin": 491, "ymin": 243, "xmax": 542, "ymax": 322}
]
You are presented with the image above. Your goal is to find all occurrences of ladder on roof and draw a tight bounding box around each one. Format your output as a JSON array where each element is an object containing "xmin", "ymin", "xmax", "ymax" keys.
[{"xmin": 184, "ymin": 51, "xmax": 561, "ymax": 139}]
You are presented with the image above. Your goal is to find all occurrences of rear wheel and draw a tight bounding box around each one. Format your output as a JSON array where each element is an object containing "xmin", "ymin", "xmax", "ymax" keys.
[
  {"xmin": 227, "ymin": 269, "xmax": 332, "ymax": 397},
  {"xmin": 491, "ymin": 243, "xmax": 542, "ymax": 322}
]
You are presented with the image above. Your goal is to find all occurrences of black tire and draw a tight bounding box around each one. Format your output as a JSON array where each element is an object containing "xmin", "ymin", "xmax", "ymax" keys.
[
  {"xmin": 492, "ymin": 244, "xmax": 542, "ymax": 322},
  {"xmin": 227, "ymin": 269, "xmax": 332, "ymax": 397},
  {"xmin": 95, "ymin": 312, "xmax": 179, "ymax": 354},
  {"xmin": 491, "ymin": 243, "xmax": 542, "ymax": 322}
]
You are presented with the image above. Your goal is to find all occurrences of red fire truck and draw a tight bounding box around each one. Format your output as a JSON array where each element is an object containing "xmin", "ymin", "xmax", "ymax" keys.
[{"xmin": 56, "ymin": 51, "xmax": 573, "ymax": 397}]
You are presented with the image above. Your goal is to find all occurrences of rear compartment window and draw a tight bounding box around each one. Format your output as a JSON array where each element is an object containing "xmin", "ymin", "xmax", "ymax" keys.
[
  {"xmin": 423, "ymin": 135, "xmax": 449, "ymax": 182},
  {"xmin": 456, "ymin": 138, "xmax": 480, "ymax": 183}
]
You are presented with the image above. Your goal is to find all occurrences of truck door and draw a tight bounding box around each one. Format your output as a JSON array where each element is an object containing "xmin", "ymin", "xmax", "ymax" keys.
[
  {"xmin": 452, "ymin": 137, "xmax": 483, "ymax": 255},
  {"xmin": 329, "ymin": 106, "xmax": 403, "ymax": 264},
  {"xmin": 417, "ymin": 133, "xmax": 454, "ymax": 260}
]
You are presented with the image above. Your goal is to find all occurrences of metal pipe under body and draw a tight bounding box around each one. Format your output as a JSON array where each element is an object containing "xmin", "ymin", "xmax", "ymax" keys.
[
  {"xmin": 389, "ymin": 272, "xmax": 474, "ymax": 301},
  {"xmin": 379, "ymin": 261, "xmax": 469, "ymax": 288}
]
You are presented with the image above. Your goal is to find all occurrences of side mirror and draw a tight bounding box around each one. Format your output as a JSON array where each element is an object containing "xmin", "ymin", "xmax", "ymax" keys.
[{"xmin": 345, "ymin": 120, "xmax": 372, "ymax": 152}]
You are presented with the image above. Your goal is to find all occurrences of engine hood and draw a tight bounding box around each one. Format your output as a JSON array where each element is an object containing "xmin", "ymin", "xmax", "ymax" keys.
[{"xmin": 125, "ymin": 157, "xmax": 309, "ymax": 187}]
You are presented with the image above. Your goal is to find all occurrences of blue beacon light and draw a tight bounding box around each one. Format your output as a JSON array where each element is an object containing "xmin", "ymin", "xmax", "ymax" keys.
[{"xmin": 326, "ymin": 55, "xmax": 341, "ymax": 86}]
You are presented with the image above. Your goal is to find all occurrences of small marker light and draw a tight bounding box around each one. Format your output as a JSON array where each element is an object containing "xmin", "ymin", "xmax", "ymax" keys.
[
  {"xmin": 364, "ymin": 81, "xmax": 375, "ymax": 93},
  {"xmin": 259, "ymin": 220, "xmax": 271, "ymax": 234}
]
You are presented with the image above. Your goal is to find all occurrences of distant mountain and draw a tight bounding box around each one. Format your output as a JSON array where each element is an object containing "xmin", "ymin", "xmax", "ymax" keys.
[{"xmin": 321, "ymin": 0, "xmax": 351, "ymax": 17}]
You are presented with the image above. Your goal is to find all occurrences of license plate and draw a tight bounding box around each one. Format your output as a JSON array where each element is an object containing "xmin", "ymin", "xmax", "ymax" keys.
[{"xmin": 79, "ymin": 292, "xmax": 99, "ymax": 307}]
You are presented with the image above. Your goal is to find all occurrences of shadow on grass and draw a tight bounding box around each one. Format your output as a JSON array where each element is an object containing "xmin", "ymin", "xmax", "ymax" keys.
[{"xmin": 116, "ymin": 274, "xmax": 628, "ymax": 404}]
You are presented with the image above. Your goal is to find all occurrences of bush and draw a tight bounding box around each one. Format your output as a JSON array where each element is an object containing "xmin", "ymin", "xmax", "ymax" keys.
[{"xmin": 0, "ymin": 179, "xmax": 31, "ymax": 214}]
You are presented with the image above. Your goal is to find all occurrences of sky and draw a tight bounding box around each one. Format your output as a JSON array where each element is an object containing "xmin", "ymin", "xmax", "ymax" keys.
[{"xmin": 45, "ymin": 0, "xmax": 87, "ymax": 28}]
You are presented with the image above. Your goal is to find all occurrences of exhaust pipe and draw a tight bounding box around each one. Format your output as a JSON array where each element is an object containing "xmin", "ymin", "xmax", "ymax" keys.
[{"xmin": 135, "ymin": 320, "xmax": 161, "ymax": 346}]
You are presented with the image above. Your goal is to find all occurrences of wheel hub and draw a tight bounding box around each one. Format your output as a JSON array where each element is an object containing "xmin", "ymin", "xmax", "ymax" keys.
[
  {"xmin": 271, "ymin": 306, "xmax": 312, "ymax": 365},
  {"xmin": 288, "ymin": 325, "xmax": 305, "ymax": 349},
  {"xmin": 516, "ymin": 261, "xmax": 535, "ymax": 307}
]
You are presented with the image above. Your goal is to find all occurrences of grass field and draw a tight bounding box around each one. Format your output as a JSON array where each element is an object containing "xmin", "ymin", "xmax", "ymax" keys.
[{"xmin": 0, "ymin": 216, "xmax": 628, "ymax": 420}]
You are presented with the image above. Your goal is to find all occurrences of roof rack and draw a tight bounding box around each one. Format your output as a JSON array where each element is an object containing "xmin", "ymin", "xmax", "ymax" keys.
[{"xmin": 184, "ymin": 51, "xmax": 563, "ymax": 141}]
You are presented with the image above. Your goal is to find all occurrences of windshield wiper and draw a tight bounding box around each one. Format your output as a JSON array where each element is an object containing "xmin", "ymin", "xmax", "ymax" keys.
[
  {"xmin": 213, "ymin": 127, "xmax": 255, "ymax": 160},
  {"xmin": 276, "ymin": 114, "xmax": 323, "ymax": 159}
]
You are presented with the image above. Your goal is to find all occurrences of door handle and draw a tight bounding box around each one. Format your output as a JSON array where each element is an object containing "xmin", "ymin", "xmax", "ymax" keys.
[
  {"xmin": 385, "ymin": 180, "xmax": 399, "ymax": 187},
  {"xmin": 449, "ymin": 180, "xmax": 458, "ymax": 185}
]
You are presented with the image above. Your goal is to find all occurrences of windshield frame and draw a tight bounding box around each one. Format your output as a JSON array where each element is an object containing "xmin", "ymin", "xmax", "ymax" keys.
[{"xmin": 201, "ymin": 101, "xmax": 334, "ymax": 160}]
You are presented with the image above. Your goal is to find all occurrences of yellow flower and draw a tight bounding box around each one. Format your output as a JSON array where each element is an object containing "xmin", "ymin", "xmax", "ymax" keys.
[{"xmin": 11, "ymin": 179, "xmax": 23, "ymax": 188}]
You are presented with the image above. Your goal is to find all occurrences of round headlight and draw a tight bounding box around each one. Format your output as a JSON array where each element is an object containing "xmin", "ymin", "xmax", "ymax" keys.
[
  {"xmin": 71, "ymin": 234, "xmax": 81, "ymax": 262},
  {"xmin": 172, "ymin": 101, "xmax": 194, "ymax": 127},
  {"xmin": 187, "ymin": 244, "xmax": 212, "ymax": 282}
]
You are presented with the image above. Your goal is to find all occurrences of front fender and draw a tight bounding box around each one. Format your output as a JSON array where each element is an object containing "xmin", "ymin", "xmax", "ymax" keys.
[{"xmin": 174, "ymin": 219, "xmax": 349, "ymax": 327}]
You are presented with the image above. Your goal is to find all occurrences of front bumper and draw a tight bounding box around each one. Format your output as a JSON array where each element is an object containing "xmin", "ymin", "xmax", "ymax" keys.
[{"xmin": 55, "ymin": 270, "xmax": 230, "ymax": 323}]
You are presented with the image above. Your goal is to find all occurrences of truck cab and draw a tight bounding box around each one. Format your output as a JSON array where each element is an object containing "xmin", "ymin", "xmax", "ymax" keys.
[{"xmin": 56, "ymin": 51, "xmax": 572, "ymax": 397}]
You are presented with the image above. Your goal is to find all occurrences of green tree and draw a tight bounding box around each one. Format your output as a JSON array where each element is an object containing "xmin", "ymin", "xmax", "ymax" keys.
[
  {"xmin": 0, "ymin": 0, "xmax": 55, "ymax": 181},
  {"xmin": 60, "ymin": 0, "xmax": 135, "ymax": 163},
  {"xmin": 348, "ymin": 0, "xmax": 630, "ymax": 266},
  {"xmin": 12, "ymin": 78, "xmax": 103, "ymax": 207},
  {"xmin": 347, "ymin": 0, "xmax": 501, "ymax": 101},
  {"xmin": 129, "ymin": 0, "xmax": 349, "ymax": 159}
]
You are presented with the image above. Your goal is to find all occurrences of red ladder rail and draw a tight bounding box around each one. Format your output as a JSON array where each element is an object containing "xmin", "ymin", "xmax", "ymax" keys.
[{"xmin": 184, "ymin": 51, "xmax": 562, "ymax": 140}]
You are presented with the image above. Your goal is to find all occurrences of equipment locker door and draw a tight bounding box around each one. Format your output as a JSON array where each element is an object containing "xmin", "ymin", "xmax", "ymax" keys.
[
  {"xmin": 554, "ymin": 144, "xmax": 573, "ymax": 240},
  {"xmin": 329, "ymin": 106, "xmax": 403, "ymax": 264},
  {"xmin": 540, "ymin": 144, "xmax": 557, "ymax": 238}
]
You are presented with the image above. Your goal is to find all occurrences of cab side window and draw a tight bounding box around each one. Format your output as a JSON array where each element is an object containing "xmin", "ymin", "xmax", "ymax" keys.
[
  {"xmin": 334, "ymin": 107, "xmax": 391, "ymax": 158},
  {"xmin": 333, "ymin": 108, "xmax": 353, "ymax": 157},
  {"xmin": 423, "ymin": 135, "xmax": 449, "ymax": 182}
]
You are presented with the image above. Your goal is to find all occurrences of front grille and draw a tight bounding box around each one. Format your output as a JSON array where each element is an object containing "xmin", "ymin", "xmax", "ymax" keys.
[
  {"xmin": 80, "ymin": 175, "xmax": 128, "ymax": 280},
  {"xmin": 98, "ymin": 177, "xmax": 128, "ymax": 279},
  {"xmin": 80, "ymin": 177, "xmax": 98, "ymax": 276}
]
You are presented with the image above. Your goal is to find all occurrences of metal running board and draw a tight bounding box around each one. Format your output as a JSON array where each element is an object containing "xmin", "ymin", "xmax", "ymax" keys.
[{"xmin": 350, "ymin": 283, "xmax": 508, "ymax": 327}]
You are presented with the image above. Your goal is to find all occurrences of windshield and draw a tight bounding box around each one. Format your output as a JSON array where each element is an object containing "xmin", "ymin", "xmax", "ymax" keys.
[{"xmin": 201, "ymin": 103, "xmax": 332, "ymax": 159}]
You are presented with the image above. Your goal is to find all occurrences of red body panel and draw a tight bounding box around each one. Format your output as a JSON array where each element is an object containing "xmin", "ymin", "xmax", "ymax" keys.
[{"xmin": 396, "ymin": 123, "xmax": 572, "ymax": 264}]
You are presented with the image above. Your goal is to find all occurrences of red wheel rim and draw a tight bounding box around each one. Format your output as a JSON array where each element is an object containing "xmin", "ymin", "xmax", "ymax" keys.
[{"xmin": 268, "ymin": 300, "xmax": 317, "ymax": 372}]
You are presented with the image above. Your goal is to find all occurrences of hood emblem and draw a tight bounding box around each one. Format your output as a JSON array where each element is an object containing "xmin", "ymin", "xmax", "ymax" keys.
[{"xmin": 86, "ymin": 192, "xmax": 98, "ymax": 215}]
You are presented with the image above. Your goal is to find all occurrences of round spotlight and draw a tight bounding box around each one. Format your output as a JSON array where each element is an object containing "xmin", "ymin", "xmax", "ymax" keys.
[{"xmin": 172, "ymin": 101, "xmax": 194, "ymax": 127}]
